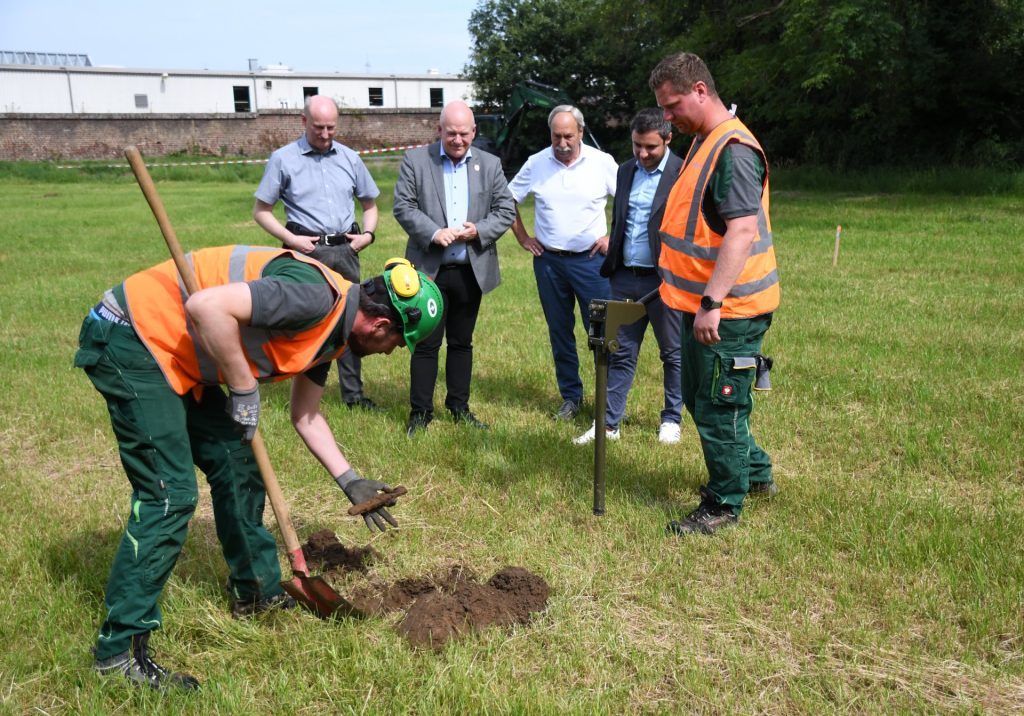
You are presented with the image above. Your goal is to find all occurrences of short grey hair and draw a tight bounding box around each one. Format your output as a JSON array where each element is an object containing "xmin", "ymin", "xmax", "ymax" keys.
[{"xmin": 548, "ymin": 105, "xmax": 585, "ymax": 130}]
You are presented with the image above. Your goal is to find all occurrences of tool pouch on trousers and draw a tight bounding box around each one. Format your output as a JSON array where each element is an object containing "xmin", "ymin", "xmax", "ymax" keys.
[{"xmin": 711, "ymin": 355, "xmax": 757, "ymax": 407}]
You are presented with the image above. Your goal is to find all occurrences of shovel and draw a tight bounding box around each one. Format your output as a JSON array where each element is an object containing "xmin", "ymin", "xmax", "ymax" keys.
[{"xmin": 124, "ymin": 145, "xmax": 362, "ymax": 619}]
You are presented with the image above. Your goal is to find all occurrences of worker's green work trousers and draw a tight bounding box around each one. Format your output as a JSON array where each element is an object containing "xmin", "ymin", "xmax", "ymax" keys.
[
  {"xmin": 75, "ymin": 315, "xmax": 284, "ymax": 659},
  {"xmin": 681, "ymin": 313, "xmax": 773, "ymax": 514}
]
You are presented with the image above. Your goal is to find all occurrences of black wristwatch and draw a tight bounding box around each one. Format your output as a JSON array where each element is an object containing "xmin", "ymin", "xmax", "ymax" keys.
[{"xmin": 700, "ymin": 295, "xmax": 723, "ymax": 311}]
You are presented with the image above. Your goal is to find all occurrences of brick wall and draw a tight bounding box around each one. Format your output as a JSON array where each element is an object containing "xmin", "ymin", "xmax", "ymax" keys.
[{"xmin": 0, "ymin": 108, "xmax": 440, "ymax": 161}]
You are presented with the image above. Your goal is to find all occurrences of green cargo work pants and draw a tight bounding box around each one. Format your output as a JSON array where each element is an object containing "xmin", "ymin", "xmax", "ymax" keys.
[
  {"xmin": 681, "ymin": 312, "xmax": 773, "ymax": 514},
  {"xmin": 75, "ymin": 314, "xmax": 284, "ymax": 659}
]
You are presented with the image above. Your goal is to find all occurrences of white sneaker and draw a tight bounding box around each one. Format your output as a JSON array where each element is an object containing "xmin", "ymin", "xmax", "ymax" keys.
[
  {"xmin": 573, "ymin": 421, "xmax": 620, "ymax": 445},
  {"xmin": 658, "ymin": 421, "xmax": 681, "ymax": 444}
]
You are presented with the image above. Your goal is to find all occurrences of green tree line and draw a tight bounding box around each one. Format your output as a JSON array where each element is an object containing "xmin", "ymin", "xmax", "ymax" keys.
[{"xmin": 466, "ymin": 0, "xmax": 1024, "ymax": 168}]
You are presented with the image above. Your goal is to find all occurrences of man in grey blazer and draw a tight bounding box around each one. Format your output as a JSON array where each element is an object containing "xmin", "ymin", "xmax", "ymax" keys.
[
  {"xmin": 394, "ymin": 101, "xmax": 516, "ymax": 436},
  {"xmin": 575, "ymin": 109, "xmax": 686, "ymax": 445}
]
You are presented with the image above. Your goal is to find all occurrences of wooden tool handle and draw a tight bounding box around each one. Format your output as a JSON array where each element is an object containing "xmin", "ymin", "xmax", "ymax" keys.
[{"xmin": 347, "ymin": 486, "xmax": 408, "ymax": 516}]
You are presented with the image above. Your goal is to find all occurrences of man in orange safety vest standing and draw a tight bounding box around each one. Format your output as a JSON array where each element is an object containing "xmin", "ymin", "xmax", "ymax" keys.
[{"xmin": 650, "ymin": 52, "xmax": 780, "ymax": 536}]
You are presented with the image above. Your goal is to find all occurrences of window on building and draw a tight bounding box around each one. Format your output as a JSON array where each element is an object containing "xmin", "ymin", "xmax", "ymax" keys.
[
  {"xmin": 233, "ymin": 86, "xmax": 251, "ymax": 112},
  {"xmin": 303, "ymin": 86, "xmax": 318, "ymax": 100},
  {"xmin": 368, "ymin": 87, "xmax": 384, "ymax": 107},
  {"xmin": 134, "ymin": 94, "xmax": 148, "ymax": 109},
  {"xmin": 429, "ymin": 88, "xmax": 444, "ymax": 108}
]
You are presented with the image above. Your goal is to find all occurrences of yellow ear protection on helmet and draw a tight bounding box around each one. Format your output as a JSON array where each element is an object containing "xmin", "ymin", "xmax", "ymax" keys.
[
  {"xmin": 362, "ymin": 258, "xmax": 443, "ymax": 352},
  {"xmin": 381, "ymin": 257, "xmax": 423, "ymax": 329},
  {"xmin": 383, "ymin": 257, "xmax": 421, "ymax": 299}
]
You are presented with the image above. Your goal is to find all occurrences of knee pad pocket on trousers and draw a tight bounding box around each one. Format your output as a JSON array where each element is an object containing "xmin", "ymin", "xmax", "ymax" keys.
[
  {"xmin": 133, "ymin": 499, "xmax": 196, "ymax": 586},
  {"xmin": 710, "ymin": 354, "xmax": 757, "ymax": 408}
]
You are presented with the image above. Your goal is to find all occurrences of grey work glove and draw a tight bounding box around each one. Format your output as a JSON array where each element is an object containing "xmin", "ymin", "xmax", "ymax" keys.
[
  {"xmin": 227, "ymin": 385, "xmax": 260, "ymax": 444},
  {"xmin": 335, "ymin": 468, "xmax": 399, "ymax": 533}
]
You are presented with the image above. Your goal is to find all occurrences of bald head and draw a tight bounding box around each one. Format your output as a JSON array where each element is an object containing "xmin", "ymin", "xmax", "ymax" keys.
[
  {"xmin": 438, "ymin": 100, "xmax": 476, "ymax": 161},
  {"xmin": 302, "ymin": 95, "xmax": 339, "ymax": 153}
]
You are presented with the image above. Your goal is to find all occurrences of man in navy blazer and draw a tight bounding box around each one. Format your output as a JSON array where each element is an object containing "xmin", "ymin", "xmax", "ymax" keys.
[
  {"xmin": 575, "ymin": 109, "xmax": 686, "ymax": 445},
  {"xmin": 394, "ymin": 101, "xmax": 516, "ymax": 436}
]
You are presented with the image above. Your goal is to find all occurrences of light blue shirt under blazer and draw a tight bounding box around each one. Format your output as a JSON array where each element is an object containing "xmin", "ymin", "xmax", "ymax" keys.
[
  {"xmin": 622, "ymin": 151, "xmax": 670, "ymax": 268},
  {"xmin": 439, "ymin": 144, "xmax": 472, "ymax": 264}
]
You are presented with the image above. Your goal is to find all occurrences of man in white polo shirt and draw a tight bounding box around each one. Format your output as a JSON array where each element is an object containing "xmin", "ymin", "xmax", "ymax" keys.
[{"xmin": 509, "ymin": 105, "xmax": 618, "ymax": 421}]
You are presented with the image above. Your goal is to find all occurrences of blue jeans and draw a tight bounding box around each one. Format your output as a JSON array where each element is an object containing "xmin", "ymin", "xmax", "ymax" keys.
[
  {"xmin": 605, "ymin": 269, "xmax": 682, "ymax": 429},
  {"xmin": 533, "ymin": 251, "xmax": 610, "ymax": 404}
]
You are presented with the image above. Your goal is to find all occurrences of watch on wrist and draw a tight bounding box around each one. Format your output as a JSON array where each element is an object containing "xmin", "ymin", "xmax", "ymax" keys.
[
  {"xmin": 364, "ymin": 230, "xmax": 375, "ymax": 243},
  {"xmin": 700, "ymin": 295, "xmax": 723, "ymax": 311}
]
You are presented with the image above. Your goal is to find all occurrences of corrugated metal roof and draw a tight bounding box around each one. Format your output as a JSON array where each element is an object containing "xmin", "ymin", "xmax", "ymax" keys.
[{"xmin": 0, "ymin": 50, "xmax": 92, "ymax": 66}]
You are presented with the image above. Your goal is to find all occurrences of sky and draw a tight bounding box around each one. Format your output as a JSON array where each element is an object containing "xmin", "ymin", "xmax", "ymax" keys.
[{"xmin": 0, "ymin": 0, "xmax": 480, "ymax": 75}]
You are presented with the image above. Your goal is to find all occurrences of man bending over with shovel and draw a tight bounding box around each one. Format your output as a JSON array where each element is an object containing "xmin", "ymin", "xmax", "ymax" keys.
[{"xmin": 75, "ymin": 246, "xmax": 442, "ymax": 691}]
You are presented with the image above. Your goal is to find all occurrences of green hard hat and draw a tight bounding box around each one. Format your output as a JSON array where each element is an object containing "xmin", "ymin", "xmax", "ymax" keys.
[{"xmin": 382, "ymin": 258, "xmax": 443, "ymax": 352}]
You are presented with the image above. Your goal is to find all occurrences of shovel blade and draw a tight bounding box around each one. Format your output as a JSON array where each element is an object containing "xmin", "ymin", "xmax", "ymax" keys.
[{"xmin": 281, "ymin": 575, "xmax": 364, "ymax": 619}]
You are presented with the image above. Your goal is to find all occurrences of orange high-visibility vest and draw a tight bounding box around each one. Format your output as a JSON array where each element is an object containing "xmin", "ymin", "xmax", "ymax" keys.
[
  {"xmin": 123, "ymin": 245, "xmax": 351, "ymax": 395},
  {"xmin": 658, "ymin": 117, "xmax": 779, "ymax": 318}
]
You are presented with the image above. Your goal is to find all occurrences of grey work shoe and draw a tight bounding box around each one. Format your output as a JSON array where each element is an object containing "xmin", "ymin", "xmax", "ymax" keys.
[
  {"xmin": 231, "ymin": 592, "xmax": 298, "ymax": 619},
  {"xmin": 747, "ymin": 480, "xmax": 778, "ymax": 498},
  {"xmin": 667, "ymin": 502, "xmax": 739, "ymax": 536},
  {"xmin": 94, "ymin": 632, "xmax": 200, "ymax": 691},
  {"xmin": 555, "ymin": 400, "xmax": 581, "ymax": 421}
]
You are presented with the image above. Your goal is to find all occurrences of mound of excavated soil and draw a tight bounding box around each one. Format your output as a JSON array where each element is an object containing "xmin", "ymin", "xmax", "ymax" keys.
[
  {"xmin": 300, "ymin": 532, "xmax": 550, "ymax": 649},
  {"xmin": 397, "ymin": 566, "xmax": 550, "ymax": 649}
]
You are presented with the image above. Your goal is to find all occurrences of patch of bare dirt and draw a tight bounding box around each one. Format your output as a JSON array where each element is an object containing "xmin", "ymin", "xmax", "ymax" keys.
[{"xmin": 302, "ymin": 529, "xmax": 379, "ymax": 574}]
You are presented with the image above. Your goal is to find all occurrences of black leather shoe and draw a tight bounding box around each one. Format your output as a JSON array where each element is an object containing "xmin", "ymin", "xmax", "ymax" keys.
[
  {"xmin": 345, "ymin": 396, "xmax": 384, "ymax": 412},
  {"xmin": 554, "ymin": 400, "xmax": 580, "ymax": 421},
  {"xmin": 406, "ymin": 412, "xmax": 432, "ymax": 437},
  {"xmin": 449, "ymin": 408, "xmax": 489, "ymax": 430}
]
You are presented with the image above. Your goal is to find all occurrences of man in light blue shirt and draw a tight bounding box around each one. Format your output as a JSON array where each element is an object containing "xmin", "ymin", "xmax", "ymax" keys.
[
  {"xmin": 253, "ymin": 95, "xmax": 382, "ymax": 410},
  {"xmin": 575, "ymin": 109, "xmax": 685, "ymax": 445}
]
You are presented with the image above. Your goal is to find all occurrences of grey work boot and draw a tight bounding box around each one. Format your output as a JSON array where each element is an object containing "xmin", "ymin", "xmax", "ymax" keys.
[
  {"xmin": 94, "ymin": 632, "xmax": 200, "ymax": 691},
  {"xmin": 231, "ymin": 592, "xmax": 298, "ymax": 619}
]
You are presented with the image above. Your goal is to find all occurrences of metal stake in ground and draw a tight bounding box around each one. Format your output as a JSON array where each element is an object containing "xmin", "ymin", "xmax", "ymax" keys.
[
  {"xmin": 123, "ymin": 145, "xmax": 362, "ymax": 619},
  {"xmin": 586, "ymin": 291, "xmax": 656, "ymax": 515}
]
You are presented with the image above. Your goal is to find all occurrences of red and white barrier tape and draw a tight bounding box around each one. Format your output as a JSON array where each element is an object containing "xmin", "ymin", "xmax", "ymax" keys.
[{"xmin": 56, "ymin": 143, "xmax": 427, "ymax": 169}]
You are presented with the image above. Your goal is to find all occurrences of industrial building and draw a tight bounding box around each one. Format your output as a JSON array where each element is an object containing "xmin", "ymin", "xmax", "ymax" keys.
[
  {"xmin": 0, "ymin": 53, "xmax": 474, "ymax": 160},
  {"xmin": 0, "ymin": 54, "xmax": 473, "ymax": 114}
]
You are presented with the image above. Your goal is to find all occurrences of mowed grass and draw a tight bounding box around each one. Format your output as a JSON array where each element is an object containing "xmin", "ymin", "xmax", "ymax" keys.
[{"xmin": 0, "ymin": 158, "xmax": 1022, "ymax": 714}]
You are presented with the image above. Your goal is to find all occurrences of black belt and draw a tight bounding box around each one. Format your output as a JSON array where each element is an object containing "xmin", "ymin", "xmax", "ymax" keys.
[
  {"xmin": 439, "ymin": 262, "xmax": 471, "ymax": 270},
  {"xmin": 545, "ymin": 247, "xmax": 589, "ymax": 257},
  {"xmin": 316, "ymin": 234, "xmax": 351, "ymax": 247},
  {"xmin": 621, "ymin": 265, "xmax": 657, "ymax": 277},
  {"xmin": 286, "ymin": 221, "xmax": 354, "ymax": 247}
]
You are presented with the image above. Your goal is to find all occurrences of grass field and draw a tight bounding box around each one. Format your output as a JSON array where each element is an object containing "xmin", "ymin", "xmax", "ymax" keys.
[{"xmin": 0, "ymin": 158, "xmax": 1022, "ymax": 714}]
